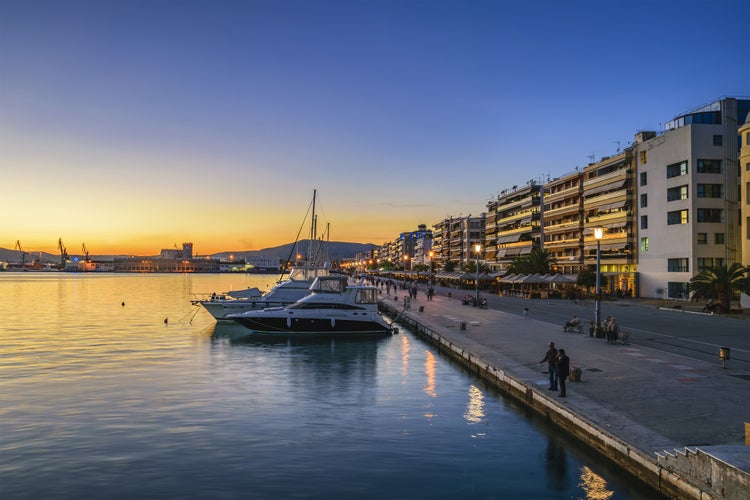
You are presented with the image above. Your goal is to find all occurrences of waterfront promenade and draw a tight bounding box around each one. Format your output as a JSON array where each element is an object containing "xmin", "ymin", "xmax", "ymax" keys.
[{"xmin": 379, "ymin": 287, "xmax": 750, "ymax": 498}]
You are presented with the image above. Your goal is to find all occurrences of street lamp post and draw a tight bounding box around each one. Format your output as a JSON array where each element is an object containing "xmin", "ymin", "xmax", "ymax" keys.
[
  {"xmin": 474, "ymin": 243, "xmax": 481, "ymax": 306},
  {"xmin": 594, "ymin": 228, "xmax": 604, "ymax": 330},
  {"xmin": 428, "ymin": 250, "xmax": 434, "ymax": 290}
]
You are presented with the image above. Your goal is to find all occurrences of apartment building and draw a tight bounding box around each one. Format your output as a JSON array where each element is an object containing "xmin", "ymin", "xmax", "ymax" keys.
[
  {"xmin": 635, "ymin": 97, "xmax": 750, "ymax": 299},
  {"xmin": 540, "ymin": 171, "xmax": 584, "ymax": 274},
  {"xmin": 582, "ymin": 151, "xmax": 637, "ymax": 295},
  {"xmin": 484, "ymin": 184, "xmax": 540, "ymax": 272},
  {"xmin": 740, "ymin": 110, "xmax": 750, "ymax": 267},
  {"xmin": 431, "ymin": 215, "xmax": 485, "ymax": 269}
]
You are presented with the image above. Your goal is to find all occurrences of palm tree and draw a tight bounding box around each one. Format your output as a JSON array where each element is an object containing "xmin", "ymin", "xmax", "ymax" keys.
[
  {"xmin": 688, "ymin": 263, "xmax": 747, "ymax": 313},
  {"xmin": 507, "ymin": 248, "xmax": 557, "ymax": 275}
]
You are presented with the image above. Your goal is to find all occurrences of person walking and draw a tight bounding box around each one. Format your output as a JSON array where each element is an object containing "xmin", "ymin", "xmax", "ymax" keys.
[
  {"xmin": 557, "ymin": 349, "xmax": 570, "ymax": 398},
  {"xmin": 539, "ymin": 342, "xmax": 558, "ymax": 391}
]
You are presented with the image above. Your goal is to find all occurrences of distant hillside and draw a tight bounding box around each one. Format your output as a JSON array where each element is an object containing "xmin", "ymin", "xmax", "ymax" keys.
[
  {"xmin": 0, "ymin": 241, "xmax": 377, "ymax": 264},
  {"xmin": 210, "ymin": 240, "xmax": 377, "ymax": 262},
  {"xmin": 0, "ymin": 248, "xmax": 58, "ymax": 264}
]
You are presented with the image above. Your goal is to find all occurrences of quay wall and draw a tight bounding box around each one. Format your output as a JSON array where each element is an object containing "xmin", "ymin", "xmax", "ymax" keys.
[{"xmin": 380, "ymin": 301, "xmax": 705, "ymax": 499}]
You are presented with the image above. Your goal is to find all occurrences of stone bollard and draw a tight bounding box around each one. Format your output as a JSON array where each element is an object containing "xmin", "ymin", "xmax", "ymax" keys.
[{"xmin": 569, "ymin": 367, "xmax": 582, "ymax": 382}]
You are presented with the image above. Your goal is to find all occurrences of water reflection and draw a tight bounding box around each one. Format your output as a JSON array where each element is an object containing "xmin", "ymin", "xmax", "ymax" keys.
[
  {"xmin": 464, "ymin": 385, "xmax": 485, "ymax": 424},
  {"xmin": 400, "ymin": 334, "xmax": 411, "ymax": 380},
  {"xmin": 423, "ymin": 351, "xmax": 436, "ymax": 398},
  {"xmin": 579, "ymin": 466, "xmax": 614, "ymax": 499},
  {"xmin": 545, "ymin": 436, "xmax": 569, "ymax": 492}
]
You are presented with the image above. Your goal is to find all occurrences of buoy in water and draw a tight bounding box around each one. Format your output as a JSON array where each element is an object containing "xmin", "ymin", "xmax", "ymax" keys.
[{"xmin": 164, "ymin": 317, "xmax": 168, "ymax": 324}]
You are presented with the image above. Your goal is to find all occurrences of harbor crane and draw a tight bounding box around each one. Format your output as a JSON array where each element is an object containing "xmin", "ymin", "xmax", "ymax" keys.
[
  {"xmin": 82, "ymin": 243, "xmax": 89, "ymax": 261},
  {"xmin": 14, "ymin": 240, "xmax": 27, "ymax": 267},
  {"xmin": 58, "ymin": 238, "xmax": 69, "ymax": 268}
]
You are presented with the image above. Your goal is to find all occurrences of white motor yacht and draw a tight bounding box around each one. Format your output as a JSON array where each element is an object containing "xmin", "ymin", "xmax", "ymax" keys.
[
  {"xmin": 195, "ymin": 265, "xmax": 330, "ymax": 320},
  {"xmin": 227, "ymin": 276, "xmax": 393, "ymax": 337}
]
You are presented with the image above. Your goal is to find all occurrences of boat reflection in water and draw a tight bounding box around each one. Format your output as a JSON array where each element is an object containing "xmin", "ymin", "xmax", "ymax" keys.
[{"xmin": 226, "ymin": 276, "xmax": 394, "ymax": 339}]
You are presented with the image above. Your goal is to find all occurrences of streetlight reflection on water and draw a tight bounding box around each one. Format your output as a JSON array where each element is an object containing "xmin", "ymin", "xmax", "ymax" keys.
[{"xmin": 464, "ymin": 385, "xmax": 486, "ymax": 424}]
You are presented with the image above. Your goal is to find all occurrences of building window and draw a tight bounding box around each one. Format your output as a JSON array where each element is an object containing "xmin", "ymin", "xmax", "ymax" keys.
[
  {"xmin": 713, "ymin": 135, "xmax": 723, "ymax": 146},
  {"xmin": 640, "ymin": 172, "xmax": 647, "ymax": 186},
  {"xmin": 715, "ymin": 233, "xmax": 724, "ymax": 244},
  {"xmin": 640, "ymin": 151, "xmax": 647, "ymax": 164},
  {"xmin": 697, "ymin": 208, "xmax": 722, "ymax": 222},
  {"xmin": 640, "ymin": 237, "xmax": 648, "ymax": 251},
  {"xmin": 667, "ymin": 185, "xmax": 689, "ymax": 201},
  {"xmin": 667, "ymin": 258, "xmax": 689, "ymax": 272},
  {"xmin": 641, "ymin": 215, "xmax": 648, "ymax": 229},
  {"xmin": 698, "ymin": 257, "xmax": 724, "ymax": 271},
  {"xmin": 697, "ymin": 184, "xmax": 723, "ymax": 198},
  {"xmin": 666, "ymin": 160, "xmax": 688, "ymax": 178},
  {"xmin": 640, "ymin": 193, "xmax": 648, "ymax": 208},
  {"xmin": 697, "ymin": 233, "xmax": 707, "ymax": 244},
  {"xmin": 667, "ymin": 282, "xmax": 689, "ymax": 299},
  {"xmin": 667, "ymin": 210, "xmax": 688, "ymax": 225},
  {"xmin": 697, "ymin": 159, "xmax": 722, "ymax": 173}
]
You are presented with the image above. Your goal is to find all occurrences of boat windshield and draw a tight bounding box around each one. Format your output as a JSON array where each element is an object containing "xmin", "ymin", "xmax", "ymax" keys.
[
  {"xmin": 288, "ymin": 266, "xmax": 330, "ymax": 282},
  {"xmin": 309, "ymin": 276, "xmax": 347, "ymax": 294},
  {"xmin": 354, "ymin": 288, "xmax": 378, "ymax": 304}
]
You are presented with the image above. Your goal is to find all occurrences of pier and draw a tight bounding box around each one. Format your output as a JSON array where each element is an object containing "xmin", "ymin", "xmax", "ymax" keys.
[{"xmin": 379, "ymin": 290, "xmax": 750, "ymax": 499}]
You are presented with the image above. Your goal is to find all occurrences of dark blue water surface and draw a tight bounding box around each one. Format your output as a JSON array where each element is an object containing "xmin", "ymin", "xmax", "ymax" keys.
[{"xmin": 0, "ymin": 274, "xmax": 659, "ymax": 499}]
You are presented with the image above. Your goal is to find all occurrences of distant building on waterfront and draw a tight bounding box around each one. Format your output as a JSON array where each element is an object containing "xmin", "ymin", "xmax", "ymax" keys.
[
  {"xmin": 485, "ymin": 184, "xmax": 540, "ymax": 272},
  {"xmin": 113, "ymin": 242, "xmax": 219, "ymax": 272},
  {"xmin": 431, "ymin": 214, "xmax": 485, "ymax": 269}
]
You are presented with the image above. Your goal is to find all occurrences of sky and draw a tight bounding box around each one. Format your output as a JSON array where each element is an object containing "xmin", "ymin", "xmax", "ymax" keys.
[{"xmin": 1, "ymin": 0, "xmax": 748, "ymax": 256}]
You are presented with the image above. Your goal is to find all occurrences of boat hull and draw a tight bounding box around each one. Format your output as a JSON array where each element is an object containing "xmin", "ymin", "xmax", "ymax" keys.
[
  {"xmin": 200, "ymin": 300, "xmax": 287, "ymax": 319},
  {"xmin": 231, "ymin": 314, "xmax": 392, "ymax": 337}
]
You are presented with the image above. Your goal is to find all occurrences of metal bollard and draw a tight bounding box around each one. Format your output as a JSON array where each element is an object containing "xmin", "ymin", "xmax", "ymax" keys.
[{"xmin": 719, "ymin": 347, "xmax": 730, "ymax": 368}]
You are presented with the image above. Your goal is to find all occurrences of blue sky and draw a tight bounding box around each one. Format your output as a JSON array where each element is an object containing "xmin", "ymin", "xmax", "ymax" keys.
[{"xmin": 1, "ymin": 0, "xmax": 748, "ymax": 254}]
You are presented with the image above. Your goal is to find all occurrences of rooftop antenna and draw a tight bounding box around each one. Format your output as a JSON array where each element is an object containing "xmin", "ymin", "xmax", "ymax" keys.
[
  {"xmin": 587, "ymin": 153, "xmax": 596, "ymax": 164},
  {"xmin": 613, "ymin": 141, "xmax": 621, "ymax": 153}
]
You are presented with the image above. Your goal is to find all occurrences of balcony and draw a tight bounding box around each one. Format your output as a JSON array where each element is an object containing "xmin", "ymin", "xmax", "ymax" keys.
[
  {"xmin": 495, "ymin": 208, "xmax": 536, "ymax": 226},
  {"xmin": 543, "ymin": 185, "xmax": 580, "ymax": 203},
  {"xmin": 544, "ymin": 237, "xmax": 581, "ymax": 248},
  {"xmin": 544, "ymin": 220, "xmax": 581, "ymax": 232},
  {"xmin": 543, "ymin": 204, "xmax": 581, "ymax": 218},
  {"xmin": 496, "ymin": 226, "xmax": 536, "ymax": 238},
  {"xmin": 587, "ymin": 210, "xmax": 631, "ymax": 224},
  {"xmin": 583, "ymin": 168, "xmax": 630, "ymax": 188}
]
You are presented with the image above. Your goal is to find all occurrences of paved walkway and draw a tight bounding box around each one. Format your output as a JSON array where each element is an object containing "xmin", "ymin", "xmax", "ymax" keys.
[{"xmin": 382, "ymin": 290, "xmax": 750, "ymax": 472}]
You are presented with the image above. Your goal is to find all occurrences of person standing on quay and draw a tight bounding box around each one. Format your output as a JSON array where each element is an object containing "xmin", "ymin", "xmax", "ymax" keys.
[
  {"xmin": 539, "ymin": 342, "xmax": 558, "ymax": 391},
  {"xmin": 557, "ymin": 349, "xmax": 570, "ymax": 398}
]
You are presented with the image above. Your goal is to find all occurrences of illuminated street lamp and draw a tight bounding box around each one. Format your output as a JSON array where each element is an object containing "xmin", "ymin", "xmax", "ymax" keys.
[
  {"xmin": 403, "ymin": 254, "xmax": 409, "ymax": 271},
  {"xmin": 428, "ymin": 250, "xmax": 434, "ymax": 290},
  {"xmin": 594, "ymin": 227, "xmax": 604, "ymax": 330},
  {"xmin": 474, "ymin": 243, "xmax": 481, "ymax": 306}
]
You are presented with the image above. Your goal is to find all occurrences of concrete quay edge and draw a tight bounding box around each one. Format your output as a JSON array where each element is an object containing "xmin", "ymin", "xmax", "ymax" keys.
[{"xmin": 379, "ymin": 295, "xmax": 750, "ymax": 500}]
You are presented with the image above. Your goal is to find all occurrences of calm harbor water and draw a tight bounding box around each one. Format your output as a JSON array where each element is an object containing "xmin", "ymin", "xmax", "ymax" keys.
[{"xmin": 0, "ymin": 273, "xmax": 660, "ymax": 499}]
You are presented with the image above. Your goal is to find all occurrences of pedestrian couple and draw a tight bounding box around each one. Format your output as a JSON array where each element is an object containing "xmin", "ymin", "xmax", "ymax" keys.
[{"xmin": 539, "ymin": 342, "xmax": 571, "ymax": 398}]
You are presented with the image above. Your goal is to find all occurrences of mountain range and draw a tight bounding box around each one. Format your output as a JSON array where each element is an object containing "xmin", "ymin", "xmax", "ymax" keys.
[{"xmin": 0, "ymin": 240, "xmax": 377, "ymax": 264}]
